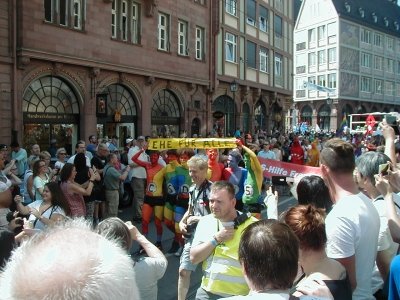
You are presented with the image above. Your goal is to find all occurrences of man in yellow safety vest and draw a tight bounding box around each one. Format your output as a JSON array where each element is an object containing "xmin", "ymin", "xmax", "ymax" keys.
[{"xmin": 190, "ymin": 181, "xmax": 257, "ymax": 299}]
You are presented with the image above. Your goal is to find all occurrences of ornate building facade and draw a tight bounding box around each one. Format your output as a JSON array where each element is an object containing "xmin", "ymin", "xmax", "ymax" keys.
[
  {"xmin": 294, "ymin": 0, "xmax": 400, "ymax": 131},
  {"xmin": 0, "ymin": 0, "xmax": 294, "ymax": 151}
]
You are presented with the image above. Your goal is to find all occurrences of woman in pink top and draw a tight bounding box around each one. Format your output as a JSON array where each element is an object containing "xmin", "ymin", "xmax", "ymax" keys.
[{"xmin": 59, "ymin": 163, "xmax": 96, "ymax": 217}]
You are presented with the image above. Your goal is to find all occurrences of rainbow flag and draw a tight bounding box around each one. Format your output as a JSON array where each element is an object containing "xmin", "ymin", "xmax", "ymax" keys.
[{"xmin": 339, "ymin": 113, "xmax": 348, "ymax": 132}]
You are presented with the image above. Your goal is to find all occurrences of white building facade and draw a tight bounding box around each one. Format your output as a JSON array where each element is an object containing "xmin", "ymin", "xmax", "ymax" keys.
[{"xmin": 293, "ymin": 0, "xmax": 400, "ymax": 131}]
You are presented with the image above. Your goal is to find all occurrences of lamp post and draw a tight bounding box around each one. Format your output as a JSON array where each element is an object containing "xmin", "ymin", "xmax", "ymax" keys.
[
  {"xmin": 326, "ymin": 97, "xmax": 332, "ymax": 105},
  {"xmin": 230, "ymin": 80, "xmax": 238, "ymax": 134}
]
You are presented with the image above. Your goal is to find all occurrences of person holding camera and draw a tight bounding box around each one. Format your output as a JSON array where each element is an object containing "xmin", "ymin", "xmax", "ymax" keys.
[
  {"xmin": 178, "ymin": 156, "xmax": 211, "ymax": 300},
  {"xmin": 190, "ymin": 181, "xmax": 257, "ymax": 300}
]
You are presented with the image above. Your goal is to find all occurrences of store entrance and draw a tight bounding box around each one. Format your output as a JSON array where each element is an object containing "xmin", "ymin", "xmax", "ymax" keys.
[{"xmin": 24, "ymin": 123, "xmax": 78, "ymax": 156}]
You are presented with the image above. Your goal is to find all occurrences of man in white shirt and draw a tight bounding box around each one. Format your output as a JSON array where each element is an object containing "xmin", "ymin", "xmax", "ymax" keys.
[
  {"xmin": 128, "ymin": 136, "xmax": 149, "ymax": 222},
  {"xmin": 257, "ymin": 143, "xmax": 276, "ymax": 160},
  {"xmin": 67, "ymin": 141, "xmax": 91, "ymax": 167},
  {"xmin": 320, "ymin": 138, "xmax": 380, "ymax": 300}
]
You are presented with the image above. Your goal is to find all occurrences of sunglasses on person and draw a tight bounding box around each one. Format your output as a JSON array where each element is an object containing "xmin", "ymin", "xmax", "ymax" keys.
[{"xmin": 59, "ymin": 153, "xmax": 67, "ymax": 155}]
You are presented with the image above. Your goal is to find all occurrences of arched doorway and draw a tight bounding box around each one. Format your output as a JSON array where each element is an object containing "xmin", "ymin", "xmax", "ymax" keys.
[
  {"xmin": 341, "ymin": 104, "xmax": 352, "ymax": 128},
  {"xmin": 152, "ymin": 89, "xmax": 181, "ymax": 137},
  {"xmin": 191, "ymin": 118, "xmax": 200, "ymax": 137},
  {"xmin": 318, "ymin": 104, "xmax": 331, "ymax": 131},
  {"xmin": 300, "ymin": 105, "xmax": 312, "ymax": 125},
  {"xmin": 212, "ymin": 95, "xmax": 235, "ymax": 137},
  {"xmin": 254, "ymin": 101, "xmax": 266, "ymax": 132},
  {"xmin": 23, "ymin": 76, "xmax": 80, "ymax": 155},
  {"xmin": 242, "ymin": 103, "xmax": 250, "ymax": 134},
  {"xmin": 271, "ymin": 101, "xmax": 283, "ymax": 133},
  {"xmin": 98, "ymin": 84, "xmax": 138, "ymax": 147}
]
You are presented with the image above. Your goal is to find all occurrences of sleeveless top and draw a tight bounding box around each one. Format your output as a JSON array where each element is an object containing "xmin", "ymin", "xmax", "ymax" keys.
[{"xmin": 60, "ymin": 181, "xmax": 86, "ymax": 217}]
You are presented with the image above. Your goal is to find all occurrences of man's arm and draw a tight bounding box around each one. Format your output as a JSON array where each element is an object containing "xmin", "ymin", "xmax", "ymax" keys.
[
  {"xmin": 190, "ymin": 240, "xmax": 218, "ymax": 265},
  {"xmin": 335, "ymin": 255, "xmax": 356, "ymax": 292},
  {"xmin": 376, "ymin": 249, "xmax": 392, "ymax": 281},
  {"xmin": 190, "ymin": 226, "xmax": 234, "ymax": 265}
]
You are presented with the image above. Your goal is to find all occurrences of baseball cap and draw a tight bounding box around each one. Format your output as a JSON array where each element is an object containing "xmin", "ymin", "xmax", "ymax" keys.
[
  {"xmin": 137, "ymin": 136, "xmax": 145, "ymax": 141},
  {"xmin": 0, "ymin": 144, "xmax": 8, "ymax": 151},
  {"xmin": 126, "ymin": 138, "xmax": 133, "ymax": 144}
]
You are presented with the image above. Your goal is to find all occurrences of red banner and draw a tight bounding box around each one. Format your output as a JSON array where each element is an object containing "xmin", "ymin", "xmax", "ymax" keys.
[{"xmin": 258, "ymin": 158, "xmax": 322, "ymax": 178}]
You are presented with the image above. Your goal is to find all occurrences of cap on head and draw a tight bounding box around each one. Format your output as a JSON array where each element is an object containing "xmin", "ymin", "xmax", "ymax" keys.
[{"xmin": 137, "ymin": 136, "xmax": 145, "ymax": 141}]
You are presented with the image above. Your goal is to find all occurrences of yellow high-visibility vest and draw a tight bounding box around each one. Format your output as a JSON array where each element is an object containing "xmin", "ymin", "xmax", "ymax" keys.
[{"xmin": 201, "ymin": 217, "xmax": 257, "ymax": 297}]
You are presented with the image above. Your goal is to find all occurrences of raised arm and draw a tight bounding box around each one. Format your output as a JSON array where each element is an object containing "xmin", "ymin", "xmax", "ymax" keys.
[
  {"xmin": 382, "ymin": 121, "xmax": 397, "ymax": 165},
  {"xmin": 375, "ymin": 173, "xmax": 400, "ymax": 243},
  {"xmin": 131, "ymin": 149, "xmax": 150, "ymax": 168}
]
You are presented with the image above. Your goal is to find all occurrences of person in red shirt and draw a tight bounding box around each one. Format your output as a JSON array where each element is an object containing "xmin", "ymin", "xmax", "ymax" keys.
[{"xmin": 290, "ymin": 137, "xmax": 305, "ymax": 165}]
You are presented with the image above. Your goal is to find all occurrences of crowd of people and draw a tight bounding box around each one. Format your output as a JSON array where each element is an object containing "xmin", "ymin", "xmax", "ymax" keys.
[{"xmin": 0, "ymin": 118, "xmax": 400, "ymax": 299}]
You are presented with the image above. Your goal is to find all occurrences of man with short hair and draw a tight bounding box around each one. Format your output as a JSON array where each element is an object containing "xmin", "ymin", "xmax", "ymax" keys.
[
  {"xmin": 128, "ymin": 136, "xmax": 149, "ymax": 223},
  {"xmin": 0, "ymin": 219, "xmax": 139, "ymax": 299},
  {"xmin": 28, "ymin": 144, "xmax": 40, "ymax": 161},
  {"xmin": 103, "ymin": 153, "xmax": 130, "ymax": 218},
  {"xmin": 257, "ymin": 142, "xmax": 276, "ymax": 160},
  {"xmin": 223, "ymin": 219, "xmax": 333, "ymax": 300},
  {"xmin": 10, "ymin": 142, "xmax": 27, "ymax": 178},
  {"xmin": 67, "ymin": 140, "xmax": 91, "ymax": 167},
  {"xmin": 190, "ymin": 181, "xmax": 257, "ymax": 299},
  {"xmin": 320, "ymin": 138, "xmax": 380, "ymax": 300},
  {"xmin": 87, "ymin": 135, "xmax": 97, "ymax": 156},
  {"xmin": 178, "ymin": 155, "xmax": 210, "ymax": 300}
]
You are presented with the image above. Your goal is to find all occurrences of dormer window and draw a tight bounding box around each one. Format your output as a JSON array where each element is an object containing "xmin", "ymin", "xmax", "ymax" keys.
[
  {"xmin": 394, "ymin": 21, "xmax": 399, "ymax": 30},
  {"xmin": 372, "ymin": 13, "xmax": 377, "ymax": 23},
  {"xmin": 344, "ymin": 2, "xmax": 351, "ymax": 13},
  {"xmin": 384, "ymin": 17, "xmax": 389, "ymax": 27},
  {"xmin": 359, "ymin": 8, "xmax": 364, "ymax": 18}
]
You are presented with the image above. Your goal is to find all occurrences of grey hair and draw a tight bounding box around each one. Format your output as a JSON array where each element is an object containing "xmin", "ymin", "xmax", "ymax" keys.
[
  {"xmin": 187, "ymin": 155, "xmax": 208, "ymax": 171},
  {"xmin": 0, "ymin": 218, "xmax": 139, "ymax": 300},
  {"xmin": 356, "ymin": 151, "xmax": 391, "ymax": 185}
]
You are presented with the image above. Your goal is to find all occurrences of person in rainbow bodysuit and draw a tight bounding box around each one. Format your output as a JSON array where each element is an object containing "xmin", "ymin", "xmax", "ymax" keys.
[
  {"xmin": 174, "ymin": 148, "xmax": 195, "ymax": 255},
  {"xmin": 163, "ymin": 149, "xmax": 181, "ymax": 254},
  {"xmin": 222, "ymin": 149, "xmax": 247, "ymax": 211},
  {"xmin": 237, "ymin": 140, "xmax": 263, "ymax": 219},
  {"xmin": 206, "ymin": 148, "xmax": 224, "ymax": 182},
  {"xmin": 131, "ymin": 149, "xmax": 166, "ymax": 250}
]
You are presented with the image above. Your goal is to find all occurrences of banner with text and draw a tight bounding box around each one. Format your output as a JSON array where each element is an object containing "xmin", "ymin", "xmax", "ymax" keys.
[
  {"xmin": 148, "ymin": 138, "xmax": 237, "ymax": 150},
  {"xmin": 259, "ymin": 158, "xmax": 322, "ymax": 178}
]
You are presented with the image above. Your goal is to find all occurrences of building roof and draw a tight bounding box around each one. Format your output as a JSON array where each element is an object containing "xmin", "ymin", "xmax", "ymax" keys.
[
  {"xmin": 294, "ymin": 0, "xmax": 303, "ymax": 22},
  {"xmin": 332, "ymin": 0, "xmax": 400, "ymax": 37}
]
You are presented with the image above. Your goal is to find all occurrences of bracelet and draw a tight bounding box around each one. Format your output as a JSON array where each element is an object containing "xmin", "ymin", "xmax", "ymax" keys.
[
  {"xmin": 210, "ymin": 238, "xmax": 218, "ymax": 247},
  {"xmin": 210, "ymin": 235, "xmax": 219, "ymax": 247}
]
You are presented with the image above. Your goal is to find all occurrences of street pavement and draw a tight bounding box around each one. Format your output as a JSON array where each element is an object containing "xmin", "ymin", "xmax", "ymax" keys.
[{"xmin": 118, "ymin": 185, "xmax": 297, "ymax": 300}]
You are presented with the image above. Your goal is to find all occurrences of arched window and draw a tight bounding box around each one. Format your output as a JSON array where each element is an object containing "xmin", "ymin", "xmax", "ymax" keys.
[
  {"xmin": 152, "ymin": 89, "xmax": 181, "ymax": 137},
  {"xmin": 23, "ymin": 76, "xmax": 80, "ymax": 155},
  {"xmin": 254, "ymin": 101, "xmax": 266, "ymax": 131},
  {"xmin": 212, "ymin": 95, "xmax": 235, "ymax": 136},
  {"xmin": 242, "ymin": 103, "xmax": 250, "ymax": 133},
  {"xmin": 191, "ymin": 118, "xmax": 201, "ymax": 137},
  {"xmin": 301, "ymin": 105, "xmax": 312, "ymax": 125},
  {"xmin": 318, "ymin": 104, "xmax": 331, "ymax": 131},
  {"xmin": 104, "ymin": 84, "xmax": 137, "ymax": 117}
]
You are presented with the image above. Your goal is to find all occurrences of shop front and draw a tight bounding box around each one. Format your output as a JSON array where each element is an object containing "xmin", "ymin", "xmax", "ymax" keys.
[{"xmin": 23, "ymin": 76, "xmax": 80, "ymax": 155}]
